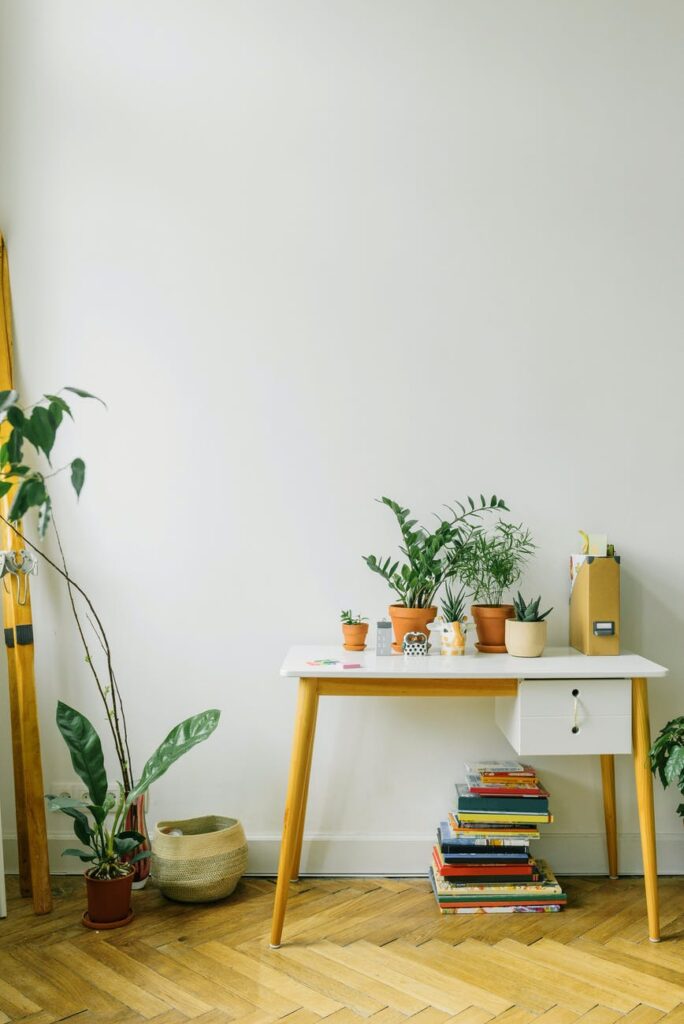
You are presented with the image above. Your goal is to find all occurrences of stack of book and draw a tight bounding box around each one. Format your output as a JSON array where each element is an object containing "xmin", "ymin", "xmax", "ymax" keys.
[{"xmin": 429, "ymin": 760, "xmax": 566, "ymax": 914}]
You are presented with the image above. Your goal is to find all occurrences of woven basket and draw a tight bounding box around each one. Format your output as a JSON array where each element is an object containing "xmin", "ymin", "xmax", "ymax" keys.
[{"xmin": 152, "ymin": 815, "xmax": 248, "ymax": 903}]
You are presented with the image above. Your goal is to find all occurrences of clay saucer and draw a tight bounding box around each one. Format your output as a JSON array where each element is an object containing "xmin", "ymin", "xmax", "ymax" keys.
[
  {"xmin": 82, "ymin": 908, "xmax": 134, "ymax": 930},
  {"xmin": 475, "ymin": 642, "xmax": 508, "ymax": 654}
]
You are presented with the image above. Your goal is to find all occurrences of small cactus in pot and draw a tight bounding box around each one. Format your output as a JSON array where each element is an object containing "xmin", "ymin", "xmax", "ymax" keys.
[{"xmin": 505, "ymin": 593, "xmax": 553, "ymax": 658}]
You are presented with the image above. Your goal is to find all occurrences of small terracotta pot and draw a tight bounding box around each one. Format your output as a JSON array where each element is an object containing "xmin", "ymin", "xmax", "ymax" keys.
[
  {"xmin": 388, "ymin": 605, "xmax": 437, "ymax": 653},
  {"xmin": 471, "ymin": 604, "xmax": 515, "ymax": 652},
  {"xmin": 505, "ymin": 619, "xmax": 547, "ymax": 658},
  {"xmin": 84, "ymin": 868, "xmax": 134, "ymax": 928},
  {"xmin": 342, "ymin": 622, "xmax": 369, "ymax": 651}
]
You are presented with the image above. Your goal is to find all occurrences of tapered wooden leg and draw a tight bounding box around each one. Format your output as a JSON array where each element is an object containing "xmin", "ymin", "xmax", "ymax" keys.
[
  {"xmin": 270, "ymin": 677, "xmax": 319, "ymax": 948},
  {"xmin": 632, "ymin": 677, "xmax": 660, "ymax": 942},
  {"xmin": 6, "ymin": 648, "xmax": 32, "ymax": 897},
  {"xmin": 290, "ymin": 689, "xmax": 318, "ymax": 881},
  {"xmin": 600, "ymin": 754, "xmax": 618, "ymax": 878}
]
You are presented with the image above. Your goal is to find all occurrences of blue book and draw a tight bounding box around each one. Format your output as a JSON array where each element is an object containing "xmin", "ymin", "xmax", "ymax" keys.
[
  {"xmin": 456, "ymin": 783, "xmax": 549, "ymax": 815},
  {"xmin": 438, "ymin": 823, "xmax": 530, "ymax": 858}
]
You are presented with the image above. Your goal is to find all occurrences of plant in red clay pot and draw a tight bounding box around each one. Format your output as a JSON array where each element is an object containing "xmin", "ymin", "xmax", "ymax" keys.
[
  {"xmin": 47, "ymin": 700, "xmax": 220, "ymax": 929},
  {"xmin": 340, "ymin": 609, "xmax": 369, "ymax": 650},
  {"xmin": 363, "ymin": 495, "xmax": 507, "ymax": 652},
  {"xmin": 458, "ymin": 521, "xmax": 536, "ymax": 653}
]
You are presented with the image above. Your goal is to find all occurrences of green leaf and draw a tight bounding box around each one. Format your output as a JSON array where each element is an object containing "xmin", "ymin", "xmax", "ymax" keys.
[
  {"xmin": 7, "ymin": 428, "xmax": 22, "ymax": 464},
  {"xmin": 0, "ymin": 390, "xmax": 18, "ymax": 416},
  {"xmin": 27, "ymin": 407, "xmax": 56, "ymax": 461},
  {"xmin": 55, "ymin": 701, "xmax": 108, "ymax": 808},
  {"xmin": 664, "ymin": 746, "xmax": 684, "ymax": 787},
  {"xmin": 9, "ymin": 476, "xmax": 48, "ymax": 523},
  {"xmin": 48, "ymin": 401, "xmax": 63, "ymax": 428},
  {"xmin": 114, "ymin": 836, "xmax": 143, "ymax": 856},
  {"xmin": 131, "ymin": 849, "xmax": 152, "ymax": 863},
  {"xmin": 127, "ymin": 709, "xmax": 221, "ymax": 807},
  {"xmin": 70, "ymin": 458, "xmax": 85, "ymax": 498},
  {"xmin": 116, "ymin": 829, "xmax": 146, "ymax": 844},
  {"xmin": 44, "ymin": 394, "xmax": 73, "ymax": 419},
  {"xmin": 7, "ymin": 406, "xmax": 24, "ymax": 429},
  {"xmin": 61, "ymin": 848, "xmax": 97, "ymax": 861},
  {"xmin": 64, "ymin": 386, "xmax": 107, "ymax": 408},
  {"xmin": 45, "ymin": 794, "xmax": 90, "ymax": 813},
  {"xmin": 0, "ymin": 480, "xmax": 12, "ymax": 498}
]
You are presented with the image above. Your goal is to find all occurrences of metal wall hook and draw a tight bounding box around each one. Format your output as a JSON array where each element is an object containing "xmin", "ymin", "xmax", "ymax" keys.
[{"xmin": 0, "ymin": 549, "xmax": 38, "ymax": 605}]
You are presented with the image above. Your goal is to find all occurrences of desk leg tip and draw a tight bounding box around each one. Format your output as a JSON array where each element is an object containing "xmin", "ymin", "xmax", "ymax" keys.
[
  {"xmin": 609, "ymin": 875, "xmax": 619, "ymax": 880},
  {"xmin": 269, "ymin": 943, "xmax": 281, "ymax": 950},
  {"xmin": 649, "ymin": 937, "xmax": 661, "ymax": 943}
]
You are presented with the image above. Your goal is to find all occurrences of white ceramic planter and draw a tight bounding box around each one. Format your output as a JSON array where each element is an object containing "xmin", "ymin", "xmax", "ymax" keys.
[{"xmin": 505, "ymin": 619, "xmax": 547, "ymax": 658}]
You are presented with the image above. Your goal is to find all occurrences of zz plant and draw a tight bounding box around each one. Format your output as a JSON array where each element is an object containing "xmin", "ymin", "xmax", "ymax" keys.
[
  {"xmin": 48, "ymin": 701, "xmax": 220, "ymax": 878},
  {"xmin": 363, "ymin": 495, "xmax": 508, "ymax": 608}
]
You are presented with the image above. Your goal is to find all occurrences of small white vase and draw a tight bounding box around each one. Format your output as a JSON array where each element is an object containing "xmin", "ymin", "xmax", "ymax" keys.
[{"xmin": 505, "ymin": 619, "xmax": 547, "ymax": 658}]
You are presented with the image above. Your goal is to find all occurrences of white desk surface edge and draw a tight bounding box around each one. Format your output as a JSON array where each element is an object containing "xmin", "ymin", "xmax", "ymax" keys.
[{"xmin": 281, "ymin": 646, "xmax": 668, "ymax": 680}]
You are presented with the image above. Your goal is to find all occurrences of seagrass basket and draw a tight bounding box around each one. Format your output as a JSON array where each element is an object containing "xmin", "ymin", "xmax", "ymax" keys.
[{"xmin": 152, "ymin": 815, "xmax": 248, "ymax": 902}]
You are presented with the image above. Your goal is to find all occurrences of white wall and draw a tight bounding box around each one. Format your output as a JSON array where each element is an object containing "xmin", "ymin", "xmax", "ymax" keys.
[{"xmin": 0, "ymin": 0, "xmax": 683, "ymax": 876}]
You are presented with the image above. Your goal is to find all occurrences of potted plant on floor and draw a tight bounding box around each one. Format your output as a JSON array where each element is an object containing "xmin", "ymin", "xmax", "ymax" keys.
[
  {"xmin": 340, "ymin": 610, "xmax": 368, "ymax": 651},
  {"xmin": 650, "ymin": 717, "xmax": 684, "ymax": 823},
  {"xmin": 505, "ymin": 593, "xmax": 553, "ymax": 658},
  {"xmin": 439, "ymin": 581, "xmax": 469, "ymax": 656},
  {"xmin": 47, "ymin": 700, "xmax": 220, "ymax": 929},
  {"xmin": 457, "ymin": 521, "xmax": 535, "ymax": 652},
  {"xmin": 0, "ymin": 386, "xmax": 218, "ymax": 887},
  {"xmin": 363, "ymin": 495, "xmax": 507, "ymax": 651}
]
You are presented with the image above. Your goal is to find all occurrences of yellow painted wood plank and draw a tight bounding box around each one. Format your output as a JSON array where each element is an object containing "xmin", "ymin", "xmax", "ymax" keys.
[
  {"xmin": 49, "ymin": 942, "xmax": 171, "ymax": 1019},
  {"xmin": 308, "ymin": 941, "xmax": 428, "ymax": 1015}
]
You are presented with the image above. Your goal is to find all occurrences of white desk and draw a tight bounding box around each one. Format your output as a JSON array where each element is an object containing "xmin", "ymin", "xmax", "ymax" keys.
[{"xmin": 271, "ymin": 646, "xmax": 667, "ymax": 946}]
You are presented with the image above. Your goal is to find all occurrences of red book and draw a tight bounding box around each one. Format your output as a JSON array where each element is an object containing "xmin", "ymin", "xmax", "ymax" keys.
[{"xmin": 432, "ymin": 847, "xmax": 536, "ymax": 879}]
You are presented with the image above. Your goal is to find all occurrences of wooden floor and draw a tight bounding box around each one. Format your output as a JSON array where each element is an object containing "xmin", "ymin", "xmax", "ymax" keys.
[{"xmin": 1, "ymin": 874, "xmax": 684, "ymax": 1024}]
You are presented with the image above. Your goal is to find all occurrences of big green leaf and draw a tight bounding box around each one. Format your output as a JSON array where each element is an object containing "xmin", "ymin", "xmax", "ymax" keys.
[
  {"xmin": 127, "ymin": 709, "xmax": 220, "ymax": 806},
  {"xmin": 70, "ymin": 458, "xmax": 85, "ymax": 498},
  {"xmin": 65, "ymin": 386, "xmax": 107, "ymax": 407},
  {"xmin": 55, "ymin": 701, "xmax": 108, "ymax": 808},
  {"xmin": 62, "ymin": 847, "xmax": 96, "ymax": 862},
  {"xmin": 0, "ymin": 390, "xmax": 18, "ymax": 415},
  {"xmin": 44, "ymin": 394, "xmax": 73, "ymax": 419},
  {"xmin": 26, "ymin": 407, "xmax": 56, "ymax": 461}
]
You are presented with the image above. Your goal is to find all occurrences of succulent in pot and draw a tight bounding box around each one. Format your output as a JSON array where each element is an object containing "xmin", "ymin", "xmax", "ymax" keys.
[
  {"xmin": 340, "ymin": 609, "xmax": 368, "ymax": 651},
  {"xmin": 438, "ymin": 581, "xmax": 468, "ymax": 656},
  {"xmin": 363, "ymin": 494, "xmax": 507, "ymax": 651},
  {"xmin": 505, "ymin": 593, "xmax": 553, "ymax": 658},
  {"xmin": 47, "ymin": 700, "xmax": 220, "ymax": 929},
  {"xmin": 457, "ymin": 522, "xmax": 536, "ymax": 652}
]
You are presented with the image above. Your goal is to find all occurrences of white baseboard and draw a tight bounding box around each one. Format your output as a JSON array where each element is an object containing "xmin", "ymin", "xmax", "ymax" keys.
[{"xmin": 3, "ymin": 831, "xmax": 684, "ymax": 877}]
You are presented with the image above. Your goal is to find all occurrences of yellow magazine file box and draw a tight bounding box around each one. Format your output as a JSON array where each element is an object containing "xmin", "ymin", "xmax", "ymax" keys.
[{"xmin": 569, "ymin": 554, "xmax": 620, "ymax": 655}]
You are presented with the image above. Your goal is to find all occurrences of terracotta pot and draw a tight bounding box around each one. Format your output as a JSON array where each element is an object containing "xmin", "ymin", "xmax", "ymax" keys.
[
  {"xmin": 388, "ymin": 605, "xmax": 437, "ymax": 653},
  {"xmin": 342, "ymin": 622, "xmax": 369, "ymax": 651},
  {"xmin": 505, "ymin": 619, "xmax": 547, "ymax": 658},
  {"xmin": 84, "ymin": 868, "xmax": 134, "ymax": 928},
  {"xmin": 471, "ymin": 604, "xmax": 515, "ymax": 652}
]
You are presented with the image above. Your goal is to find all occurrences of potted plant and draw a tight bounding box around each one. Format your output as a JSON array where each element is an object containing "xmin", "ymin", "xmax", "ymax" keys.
[
  {"xmin": 364, "ymin": 495, "xmax": 507, "ymax": 651},
  {"xmin": 505, "ymin": 593, "xmax": 553, "ymax": 657},
  {"xmin": 340, "ymin": 610, "xmax": 368, "ymax": 651},
  {"xmin": 439, "ymin": 581, "xmax": 468, "ymax": 656},
  {"xmin": 47, "ymin": 700, "xmax": 220, "ymax": 928},
  {"xmin": 457, "ymin": 521, "xmax": 535, "ymax": 652},
  {"xmin": 650, "ymin": 717, "xmax": 684, "ymax": 824},
  {"xmin": 0, "ymin": 386, "xmax": 216, "ymax": 886}
]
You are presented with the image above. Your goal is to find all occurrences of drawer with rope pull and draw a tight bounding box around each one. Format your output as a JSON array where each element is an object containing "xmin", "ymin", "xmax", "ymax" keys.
[{"xmin": 495, "ymin": 678, "xmax": 631, "ymax": 755}]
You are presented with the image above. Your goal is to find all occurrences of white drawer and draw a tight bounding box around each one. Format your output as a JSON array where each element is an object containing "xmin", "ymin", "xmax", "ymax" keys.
[{"xmin": 495, "ymin": 678, "xmax": 632, "ymax": 756}]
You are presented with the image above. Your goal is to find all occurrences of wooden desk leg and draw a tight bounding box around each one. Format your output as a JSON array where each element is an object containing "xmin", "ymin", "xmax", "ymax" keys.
[
  {"xmin": 600, "ymin": 754, "xmax": 619, "ymax": 878},
  {"xmin": 270, "ymin": 677, "xmax": 319, "ymax": 949},
  {"xmin": 632, "ymin": 677, "xmax": 660, "ymax": 942},
  {"xmin": 290, "ymin": 689, "xmax": 318, "ymax": 882}
]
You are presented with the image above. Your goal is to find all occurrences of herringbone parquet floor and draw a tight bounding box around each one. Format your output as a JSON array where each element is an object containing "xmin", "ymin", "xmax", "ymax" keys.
[{"xmin": 1, "ymin": 874, "xmax": 684, "ymax": 1024}]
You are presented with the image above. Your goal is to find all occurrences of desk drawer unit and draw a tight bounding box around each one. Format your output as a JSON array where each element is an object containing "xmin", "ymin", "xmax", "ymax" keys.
[{"xmin": 495, "ymin": 678, "xmax": 632, "ymax": 755}]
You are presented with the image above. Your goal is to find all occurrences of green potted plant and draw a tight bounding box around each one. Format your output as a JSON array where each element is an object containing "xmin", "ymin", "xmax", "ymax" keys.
[
  {"xmin": 47, "ymin": 700, "xmax": 220, "ymax": 929},
  {"xmin": 363, "ymin": 495, "xmax": 507, "ymax": 651},
  {"xmin": 438, "ymin": 581, "xmax": 469, "ymax": 655},
  {"xmin": 457, "ymin": 521, "xmax": 535, "ymax": 652},
  {"xmin": 0, "ymin": 386, "xmax": 218, "ymax": 886},
  {"xmin": 340, "ymin": 610, "xmax": 368, "ymax": 651},
  {"xmin": 505, "ymin": 593, "xmax": 553, "ymax": 658},
  {"xmin": 650, "ymin": 717, "xmax": 684, "ymax": 824}
]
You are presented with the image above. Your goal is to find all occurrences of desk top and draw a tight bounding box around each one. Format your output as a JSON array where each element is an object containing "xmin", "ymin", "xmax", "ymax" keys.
[{"xmin": 281, "ymin": 646, "xmax": 668, "ymax": 680}]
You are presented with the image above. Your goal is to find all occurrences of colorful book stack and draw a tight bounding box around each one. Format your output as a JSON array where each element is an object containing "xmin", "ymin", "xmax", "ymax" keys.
[{"xmin": 429, "ymin": 760, "xmax": 566, "ymax": 914}]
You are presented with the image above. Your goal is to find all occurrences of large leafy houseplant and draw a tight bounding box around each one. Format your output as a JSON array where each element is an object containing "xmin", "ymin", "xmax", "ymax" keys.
[
  {"xmin": 48, "ymin": 701, "xmax": 220, "ymax": 878},
  {"xmin": 0, "ymin": 386, "xmax": 222, "ymax": 890},
  {"xmin": 650, "ymin": 717, "xmax": 684, "ymax": 821},
  {"xmin": 363, "ymin": 494, "xmax": 508, "ymax": 650}
]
